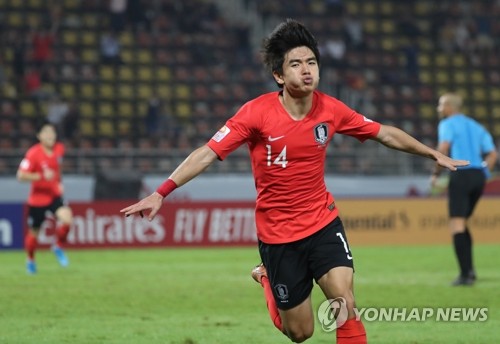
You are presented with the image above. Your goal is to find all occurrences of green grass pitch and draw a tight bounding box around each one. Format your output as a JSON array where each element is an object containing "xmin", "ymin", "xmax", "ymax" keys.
[{"xmin": 1, "ymin": 244, "xmax": 498, "ymax": 343}]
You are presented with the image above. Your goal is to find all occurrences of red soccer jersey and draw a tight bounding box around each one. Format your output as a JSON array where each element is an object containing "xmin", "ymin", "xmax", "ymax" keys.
[
  {"xmin": 207, "ymin": 91, "xmax": 381, "ymax": 244},
  {"xmin": 18, "ymin": 142, "xmax": 65, "ymax": 207}
]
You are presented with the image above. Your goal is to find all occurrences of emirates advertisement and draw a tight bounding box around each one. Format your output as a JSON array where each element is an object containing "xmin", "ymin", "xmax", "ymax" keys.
[{"xmin": 36, "ymin": 201, "xmax": 258, "ymax": 248}]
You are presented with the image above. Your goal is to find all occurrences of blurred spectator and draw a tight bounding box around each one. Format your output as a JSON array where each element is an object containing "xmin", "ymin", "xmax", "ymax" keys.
[
  {"xmin": 61, "ymin": 99, "xmax": 80, "ymax": 141},
  {"xmin": 24, "ymin": 66, "xmax": 43, "ymax": 97},
  {"xmin": 344, "ymin": 13, "xmax": 364, "ymax": 50},
  {"xmin": 12, "ymin": 37, "xmax": 27, "ymax": 93},
  {"xmin": 401, "ymin": 40, "xmax": 420, "ymax": 81},
  {"xmin": 46, "ymin": 95, "xmax": 69, "ymax": 133},
  {"xmin": 100, "ymin": 31, "xmax": 122, "ymax": 65},
  {"xmin": 145, "ymin": 92, "xmax": 162, "ymax": 136},
  {"xmin": 30, "ymin": 23, "xmax": 58, "ymax": 69},
  {"xmin": 127, "ymin": 0, "xmax": 150, "ymax": 33},
  {"xmin": 397, "ymin": 13, "xmax": 421, "ymax": 40},
  {"xmin": 109, "ymin": 0, "xmax": 128, "ymax": 32},
  {"xmin": 0, "ymin": 58, "xmax": 7, "ymax": 90},
  {"xmin": 321, "ymin": 34, "xmax": 346, "ymax": 67}
]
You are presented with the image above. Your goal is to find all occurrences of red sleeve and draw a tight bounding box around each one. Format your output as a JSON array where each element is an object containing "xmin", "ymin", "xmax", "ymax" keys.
[
  {"xmin": 333, "ymin": 100, "xmax": 381, "ymax": 142},
  {"xmin": 206, "ymin": 102, "xmax": 256, "ymax": 160},
  {"xmin": 18, "ymin": 148, "xmax": 37, "ymax": 172}
]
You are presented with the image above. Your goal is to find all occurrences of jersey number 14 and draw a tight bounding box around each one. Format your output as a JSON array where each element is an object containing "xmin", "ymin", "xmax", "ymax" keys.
[{"xmin": 266, "ymin": 145, "xmax": 288, "ymax": 168}]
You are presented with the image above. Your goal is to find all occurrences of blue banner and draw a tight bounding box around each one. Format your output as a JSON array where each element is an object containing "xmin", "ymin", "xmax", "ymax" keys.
[{"xmin": 0, "ymin": 203, "xmax": 24, "ymax": 250}]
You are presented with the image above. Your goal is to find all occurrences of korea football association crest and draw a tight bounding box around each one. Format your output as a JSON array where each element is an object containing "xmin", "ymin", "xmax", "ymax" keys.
[{"xmin": 314, "ymin": 123, "xmax": 329, "ymax": 145}]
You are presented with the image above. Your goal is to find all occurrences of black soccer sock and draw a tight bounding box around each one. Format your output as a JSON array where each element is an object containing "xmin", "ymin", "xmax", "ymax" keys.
[
  {"xmin": 453, "ymin": 232, "xmax": 472, "ymax": 278},
  {"xmin": 464, "ymin": 227, "xmax": 475, "ymax": 275}
]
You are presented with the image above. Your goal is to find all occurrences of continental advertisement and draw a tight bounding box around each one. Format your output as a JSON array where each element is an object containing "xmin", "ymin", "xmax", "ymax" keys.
[
  {"xmin": 337, "ymin": 197, "xmax": 500, "ymax": 245},
  {"xmin": 1, "ymin": 198, "xmax": 499, "ymax": 249}
]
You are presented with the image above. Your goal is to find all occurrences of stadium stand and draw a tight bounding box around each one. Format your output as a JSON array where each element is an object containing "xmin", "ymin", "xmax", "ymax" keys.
[{"xmin": 0, "ymin": 0, "xmax": 499, "ymax": 176}]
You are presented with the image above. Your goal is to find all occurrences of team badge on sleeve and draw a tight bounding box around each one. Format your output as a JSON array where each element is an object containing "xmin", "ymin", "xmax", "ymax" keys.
[
  {"xmin": 19, "ymin": 159, "xmax": 30, "ymax": 170},
  {"xmin": 314, "ymin": 123, "xmax": 329, "ymax": 145},
  {"xmin": 211, "ymin": 125, "xmax": 231, "ymax": 142}
]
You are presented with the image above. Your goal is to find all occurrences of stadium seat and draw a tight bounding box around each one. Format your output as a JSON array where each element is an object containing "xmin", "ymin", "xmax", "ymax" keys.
[
  {"xmin": 97, "ymin": 120, "xmax": 115, "ymax": 137},
  {"xmin": 20, "ymin": 101, "xmax": 37, "ymax": 117},
  {"xmin": 118, "ymin": 84, "xmax": 134, "ymax": 99},
  {"xmin": 119, "ymin": 32, "xmax": 134, "ymax": 47},
  {"xmin": 100, "ymin": 66, "xmax": 115, "ymax": 81},
  {"xmin": 435, "ymin": 70, "xmax": 449, "ymax": 85},
  {"xmin": 137, "ymin": 66, "xmax": 153, "ymax": 81},
  {"xmin": 362, "ymin": 2, "xmax": 376, "ymax": 16},
  {"xmin": 82, "ymin": 14, "xmax": 98, "ymax": 28},
  {"xmin": 434, "ymin": 54, "xmax": 448, "ymax": 68},
  {"xmin": 364, "ymin": 19, "xmax": 378, "ymax": 34},
  {"xmin": 99, "ymin": 83, "xmax": 115, "ymax": 99},
  {"xmin": 98, "ymin": 102, "xmax": 114, "ymax": 117},
  {"xmin": 381, "ymin": 20, "xmax": 395, "ymax": 34},
  {"xmin": 420, "ymin": 104, "xmax": 435, "ymax": 120},
  {"xmin": 121, "ymin": 49, "xmax": 133, "ymax": 64},
  {"xmin": 118, "ymin": 66, "xmax": 134, "ymax": 81},
  {"xmin": 60, "ymin": 83, "xmax": 76, "ymax": 99},
  {"xmin": 157, "ymin": 85, "xmax": 172, "ymax": 99},
  {"xmin": 175, "ymin": 102, "xmax": 192, "ymax": 119},
  {"xmin": 490, "ymin": 89, "xmax": 500, "ymax": 101},
  {"xmin": 137, "ymin": 84, "xmax": 153, "ymax": 100},
  {"xmin": 419, "ymin": 70, "xmax": 432, "ymax": 84},
  {"xmin": 7, "ymin": 12, "xmax": 23, "ymax": 27},
  {"xmin": 380, "ymin": 1, "xmax": 394, "ymax": 15},
  {"xmin": 82, "ymin": 49, "xmax": 98, "ymax": 63},
  {"xmin": 118, "ymin": 102, "xmax": 134, "ymax": 118},
  {"xmin": 453, "ymin": 71, "xmax": 467, "ymax": 84},
  {"xmin": 79, "ymin": 119, "xmax": 95, "ymax": 136},
  {"xmin": 471, "ymin": 71, "xmax": 485, "ymax": 84},
  {"xmin": 137, "ymin": 51, "xmax": 152, "ymax": 64},
  {"xmin": 156, "ymin": 67, "xmax": 172, "ymax": 81},
  {"xmin": 63, "ymin": 31, "xmax": 78, "ymax": 46},
  {"xmin": 80, "ymin": 83, "xmax": 96, "ymax": 99},
  {"xmin": 473, "ymin": 88, "xmax": 487, "ymax": 101},
  {"xmin": 117, "ymin": 119, "xmax": 131, "ymax": 135},
  {"xmin": 494, "ymin": 123, "xmax": 500, "ymax": 136},
  {"xmin": 80, "ymin": 101, "xmax": 95, "ymax": 118},
  {"xmin": 473, "ymin": 105, "xmax": 488, "ymax": 119},
  {"xmin": 415, "ymin": 1, "xmax": 432, "ymax": 15},
  {"xmin": 81, "ymin": 32, "xmax": 97, "ymax": 46},
  {"xmin": 175, "ymin": 85, "xmax": 191, "ymax": 100}
]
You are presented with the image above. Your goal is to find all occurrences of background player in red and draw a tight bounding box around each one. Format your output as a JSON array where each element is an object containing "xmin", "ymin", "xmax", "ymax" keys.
[
  {"xmin": 17, "ymin": 121, "xmax": 73, "ymax": 274},
  {"xmin": 121, "ymin": 20, "xmax": 468, "ymax": 343}
]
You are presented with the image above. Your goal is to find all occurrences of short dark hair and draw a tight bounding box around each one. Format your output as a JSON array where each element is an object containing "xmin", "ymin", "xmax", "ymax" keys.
[
  {"xmin": 36, "ymin": 120, "xmax": 56, "ymax": 133},
  {"xmin": 262, "ymin": 19, "xmax": 320, "ymax": 86}
]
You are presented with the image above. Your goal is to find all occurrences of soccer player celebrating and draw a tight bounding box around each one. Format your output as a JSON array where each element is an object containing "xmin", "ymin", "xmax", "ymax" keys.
[
  {"xmin": 17, "ymin": 121, "xmax": 73, "ymax": 274},
  {"xmin": 121, "ymin": 20, "xmax": 468, "ymax": 343}
]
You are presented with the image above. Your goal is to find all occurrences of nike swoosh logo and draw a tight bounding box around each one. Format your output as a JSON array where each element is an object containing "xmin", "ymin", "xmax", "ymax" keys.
[{"xmin": 268, "ymin": 135, "xmax": 285, "ymax": 142}]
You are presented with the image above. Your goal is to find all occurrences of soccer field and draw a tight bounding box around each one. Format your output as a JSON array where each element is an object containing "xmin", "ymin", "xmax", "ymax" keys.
[{"xmin": 1, "ymin": 244, "xmax": 498, "ymax": 344}]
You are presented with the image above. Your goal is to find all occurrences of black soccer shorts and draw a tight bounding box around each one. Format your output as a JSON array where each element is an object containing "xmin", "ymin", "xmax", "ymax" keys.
[
  {"xmin": 448, "ymin": 169, "xmax": 485, "ymax": 218},
  {"xmin": 258, "ymin": 216, "xmax": 354, "ymax": 310},
  {"xmin": 27, "ymin": 197, "xmax": 66, "ymax": 229}
]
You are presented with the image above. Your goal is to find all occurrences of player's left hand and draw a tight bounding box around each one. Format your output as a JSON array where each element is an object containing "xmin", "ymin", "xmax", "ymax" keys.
[
  {"xmin": 120, "ymin": 192, "xmax": 164, "ymax": 221},
  {"xmin": 436, "ymin": 154, "xmax": 469, "ymax": 171}
]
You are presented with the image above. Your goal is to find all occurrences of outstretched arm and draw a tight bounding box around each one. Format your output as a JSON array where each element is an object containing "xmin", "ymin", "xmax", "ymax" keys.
[
  {"xmin": 120, "ymin": 145, "xmax": 218, "ymax": 220},
  {"xmin": 373, "ymin": 124, "xmax": 469, "ymax": 171}
]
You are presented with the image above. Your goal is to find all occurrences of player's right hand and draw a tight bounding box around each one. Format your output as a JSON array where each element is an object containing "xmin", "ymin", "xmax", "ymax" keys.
[{"xmin": 120, "ymin": 192, "xmax": 164, "ymax": 221}]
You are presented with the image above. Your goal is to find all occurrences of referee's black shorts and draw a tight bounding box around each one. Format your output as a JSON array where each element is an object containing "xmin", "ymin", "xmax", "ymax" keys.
[
  {"xmin": 448, "ymin": 168, "xmax": 486, "ymax": 218},
  {"xmin": 258, "ymin": 217, "xmax": 354, "ymax": 310}
]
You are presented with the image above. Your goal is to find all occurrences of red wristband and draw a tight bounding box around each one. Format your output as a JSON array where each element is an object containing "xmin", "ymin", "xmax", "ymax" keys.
[{"xmin": 156, "ymin": 178, "xmax": 178, "ymax": 197}]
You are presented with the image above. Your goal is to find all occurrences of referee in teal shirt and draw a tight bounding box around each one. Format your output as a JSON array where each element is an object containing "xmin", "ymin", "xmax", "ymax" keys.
[{"xmin": 431, "ymin": 92, "xmax": 498, "ymax": 286}]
